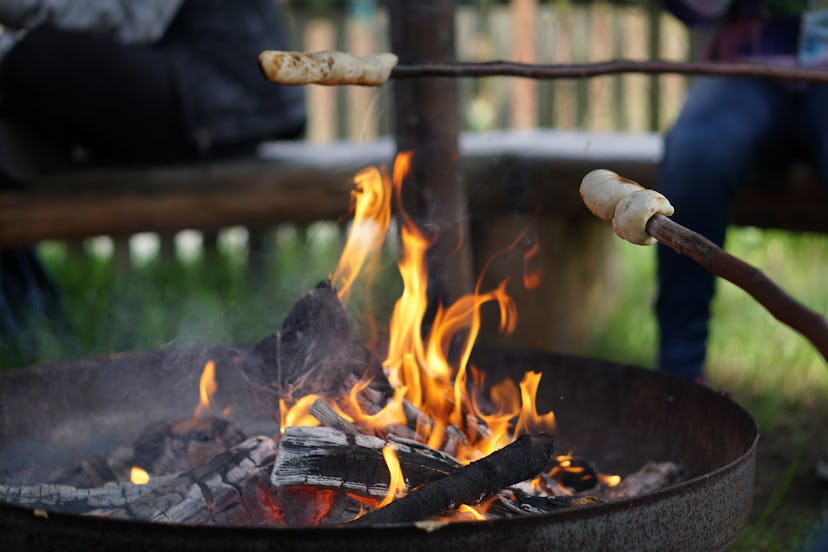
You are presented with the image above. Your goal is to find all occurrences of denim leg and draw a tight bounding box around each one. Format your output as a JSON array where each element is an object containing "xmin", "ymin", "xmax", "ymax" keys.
[
  {"xmin": 656, "ymin": 77, "xmax": 793, "ymax": 379},
  {"xmin": 795, "ymin": 84, "xmax": 828, "ymax": 188}
]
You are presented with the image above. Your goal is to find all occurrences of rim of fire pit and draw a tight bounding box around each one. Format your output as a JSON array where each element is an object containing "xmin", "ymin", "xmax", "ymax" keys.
[{"xmin": 0, "ymin": 348, "xmax": 759, "ymax": 551}]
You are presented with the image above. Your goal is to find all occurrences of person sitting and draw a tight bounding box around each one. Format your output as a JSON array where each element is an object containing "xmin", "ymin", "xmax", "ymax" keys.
[
  {"xmin": 0, "ymin": 0, "xmax": 307, "ymax": 366},
  {"xmin": 656, "ymin": 0, "xmax": 828, "ymax": 381}
]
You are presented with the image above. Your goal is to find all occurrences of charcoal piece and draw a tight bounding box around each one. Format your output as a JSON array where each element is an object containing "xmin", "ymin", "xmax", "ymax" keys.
[{"xmin": 243, "ymin": 280, "xmax": 392, "ymax": 402}]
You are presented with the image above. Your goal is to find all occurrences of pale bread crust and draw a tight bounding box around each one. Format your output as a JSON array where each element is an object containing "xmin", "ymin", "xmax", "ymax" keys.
[
  {"xmin": 258, "ymin": 50, "xmax": 398, "ymax": 86},
  {"xmin": 580, "ymin": 169, "xmax": 674, "ymax": 245}
]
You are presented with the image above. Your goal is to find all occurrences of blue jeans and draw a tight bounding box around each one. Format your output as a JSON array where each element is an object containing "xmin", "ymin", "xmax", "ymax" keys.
[{"xmin": 657, "ymin": 77, "xmax": 828, "ymax": 379}]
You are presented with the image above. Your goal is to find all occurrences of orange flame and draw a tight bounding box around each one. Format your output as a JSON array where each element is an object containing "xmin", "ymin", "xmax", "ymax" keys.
[
  {"xmin": 600, "ymin": 473, "xmax": 622, "ymax": 487},
  {"xmin": 331, "ymin": 164, "xmax": 394, "ymax": 305},
  {"xmin": 271, "ymin": 151, "xmax": 604, "ymax": 522},
  {"xmin": 379, "ymin": 444, "xmax": 407, "ymax": 507},
  {"xmin": 279, "ymin": 395, "xmax": 323, "ymax": 434},
  {"xmin": 194, "ymin": 360, "xmax": 218, "ymax": 418},
  {"xmin": 130, "ymin": 466, "xmax": 150, "ymax": 485}
]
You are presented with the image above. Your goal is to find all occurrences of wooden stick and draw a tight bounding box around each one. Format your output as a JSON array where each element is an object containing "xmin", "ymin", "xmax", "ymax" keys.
[
  {"xmin": 391, "ymin": 59, "xmax": 828, "ymax": 83},
  {"xmin": 349, "ymin": 432, "xmax": 555, "ymax": 526},
  {"xmin": 646, "ymin": 214, "xmax": 828, "ymax": 361}
]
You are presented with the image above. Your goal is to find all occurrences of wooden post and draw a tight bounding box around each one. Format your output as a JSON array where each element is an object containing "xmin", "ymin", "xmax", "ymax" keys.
[{"xmin": 389, "ymin": 0, "xmax": 474, "ymax": 311}]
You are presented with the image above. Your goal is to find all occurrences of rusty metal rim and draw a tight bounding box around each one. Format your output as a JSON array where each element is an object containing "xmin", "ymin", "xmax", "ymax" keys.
[{"xmin": 0, "ymin": 349, "xmax": 759, "ymax": 550}]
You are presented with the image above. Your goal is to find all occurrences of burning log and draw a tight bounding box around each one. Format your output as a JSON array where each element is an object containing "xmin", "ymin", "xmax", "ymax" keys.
[
  {"xmin": 109, "ymin": 435, "xmax": 278, "ymax": 526},
  {"xmin": 271, "ymin": 426, "xmax": 459, "ymax": 499},
  {"xmin": 350, "ymin": 432, "xmax": 555, "ymax": 526}
]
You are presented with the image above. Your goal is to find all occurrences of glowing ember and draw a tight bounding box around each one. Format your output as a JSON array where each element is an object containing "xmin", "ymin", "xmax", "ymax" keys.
[
  {"xmin": 600, "ymin": 474, "xmax": 622, "ymax": 488},
  {"xmin": 130, "ymin": 466, "xmax": 150, "ymax": 485}
]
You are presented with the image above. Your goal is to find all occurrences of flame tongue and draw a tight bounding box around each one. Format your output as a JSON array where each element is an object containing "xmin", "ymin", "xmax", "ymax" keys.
[{"xmin": 274, "ymin": 151, "xmax": 614, "ymax": 525}]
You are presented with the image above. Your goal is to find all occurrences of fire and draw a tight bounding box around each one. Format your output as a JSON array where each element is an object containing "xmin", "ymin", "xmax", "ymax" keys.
[
  {"xmin": 269, "ymin": 151, "xmax": 614, "ymax": 524},
  {"xmin": 194, "ymin": 360, "xmax": 218, "ymax": 418},
  {"xmin": 130, "ymin": 466, "xmax": 150, "ymax": 485},
  {"xmin": 279, "ymin": 395, "xmax": 322, "ymax": 434},
  {"xmin": 379, "ymin": 444, "xmax": 407, "ymax": 507},
  {"xmin": 331, "ymin": 162, "xmax": 395, "ymax": 305},
  {"xmin": 600, "ymin": 473, "xmax": 622, "ymax": 487}
]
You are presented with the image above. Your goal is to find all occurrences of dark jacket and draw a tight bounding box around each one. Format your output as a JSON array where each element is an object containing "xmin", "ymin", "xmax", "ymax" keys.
[{"xmin": 160, "ymin": 0, "xmax": 306, "ymax": 153}]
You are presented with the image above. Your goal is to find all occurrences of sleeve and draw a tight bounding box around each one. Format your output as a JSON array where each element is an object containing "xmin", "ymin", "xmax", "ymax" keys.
[
  {"xmin": 663, "ymin": 0, "xmax": 733, "ymax": 25},
  {"xmin": 0, "ymin": 0, "xmax": 185, "ymax": 44}
]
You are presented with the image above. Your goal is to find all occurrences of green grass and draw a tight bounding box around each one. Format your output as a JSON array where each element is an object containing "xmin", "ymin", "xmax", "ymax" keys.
[
  {"xmin": 586, "ymin": 227, "xmax": 828, "ymax": 407},
  {"xmin": 586, "ymin": 227, "xmax": 828, "ymax": 551}
]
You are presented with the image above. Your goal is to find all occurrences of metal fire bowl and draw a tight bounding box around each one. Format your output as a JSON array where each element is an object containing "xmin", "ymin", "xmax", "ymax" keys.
[{"xmin": 0, "ymin": 346, "xmax": 758, "ymax": 551}]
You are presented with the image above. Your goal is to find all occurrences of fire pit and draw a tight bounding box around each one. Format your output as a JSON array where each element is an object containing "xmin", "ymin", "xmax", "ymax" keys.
[
  {"xmin": 0, "ymin": 343, "xmax": 756, "ymax": 550},
  {"xmin": 0, "ymin": 146, "xmax": 758, "ymax": 550}
]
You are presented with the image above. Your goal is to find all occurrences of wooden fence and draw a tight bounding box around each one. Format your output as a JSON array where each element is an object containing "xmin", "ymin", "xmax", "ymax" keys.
[
  {"xmin": 11, "ymin": 0, "xmax": 694, "ymax": 264},
  {"xmin": 286, "ymin": 0, "xmax": 691, "ymax": 144}
]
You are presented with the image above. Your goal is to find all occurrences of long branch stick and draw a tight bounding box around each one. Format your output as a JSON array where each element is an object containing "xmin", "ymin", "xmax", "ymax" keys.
[
  {"xmin": 391, "ymin": 59, "xmax": 828, "ymax": 83},
  {"xmin": 646, "ymin": 214, "xmax": 828, "ymax": 361}
]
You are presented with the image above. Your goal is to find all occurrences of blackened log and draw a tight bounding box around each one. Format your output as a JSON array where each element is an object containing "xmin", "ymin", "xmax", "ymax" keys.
[
  {"xmin": 271, "ymin": 426, "xmax": 459, "ymax": 499},
  {"xmin": 109, "ymin": 435, "xmax": 278, "ymax": 526},
  {"xmin": 242, "ymin": 281, "xmax": 392, "ymax": 402},
  {"xmin": 350, "ymin": 432, "xmax": 555, "ymax": 526}
]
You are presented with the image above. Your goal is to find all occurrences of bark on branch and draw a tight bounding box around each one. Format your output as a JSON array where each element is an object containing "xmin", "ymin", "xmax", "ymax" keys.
[
  {"xmin": 646, "ymin": 214, "xmax": 828, "ymax": 362},
  {"xmin": 391, "ymin": 59, "xmax": 828, "ymax": 83}
]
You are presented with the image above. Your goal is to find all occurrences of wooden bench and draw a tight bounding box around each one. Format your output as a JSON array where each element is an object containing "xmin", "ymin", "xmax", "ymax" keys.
[
  {"xmin": 1, "ymin": 129, "xmax": 824, "ymax": 248},
  {"xmin": 1, "ymin": 129, "xmax": 823, "ymax": 354}
]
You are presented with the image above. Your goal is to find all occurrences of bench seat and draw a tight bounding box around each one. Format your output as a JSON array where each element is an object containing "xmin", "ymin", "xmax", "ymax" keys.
[{"xmin": 0, "ymin": 129, "xmax": 824, "ymax": 247}]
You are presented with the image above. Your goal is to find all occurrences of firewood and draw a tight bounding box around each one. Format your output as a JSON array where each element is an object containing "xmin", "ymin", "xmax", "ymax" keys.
[
  {"xmin": 488, "ymin": 489, "xmax": 601, "ymax": 518},
  {"xmin": 271, "ymin": 426, "xmax": 459, "ymax": 499},
  {"xmin": 131, "ymin": 416, "xmax": 247, "ymax": 476},
  {"xmin": 242, "ymin": 281, "xmax": 393, "ymax": 404},
  {"xmin": 597, "ymin": 461, "xmax": 683, "ymax": 500},
  {"xmin": 0, "ymin": 475, "xmax": 176, "ymax": 514},
  {"xmin": 308, "ymin": 399, "xmax": 361, "ymax": 436},
  {"xmin": 350, "ymin": 432, "xmax": 555, "ymax": 526},
  {"xmin": 108, "ymin": 436, "xmax": 278, "ymax": 526}
]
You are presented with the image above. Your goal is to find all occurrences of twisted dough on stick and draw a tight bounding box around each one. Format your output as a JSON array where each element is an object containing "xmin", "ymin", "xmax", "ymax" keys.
[
  {"xmin": 579, "ymin": 169, "xmax": 674, "ymax": 245},
  {"xmin": 258, "ymin": 50, "xmax": 398, "ymax": 86}
]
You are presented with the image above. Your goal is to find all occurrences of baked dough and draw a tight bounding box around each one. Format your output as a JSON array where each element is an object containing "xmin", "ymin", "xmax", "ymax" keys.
[
  {"xmin": 579, "ymin": 169, "xmax": 645, "ymax": 221},
  {"xmin": 258, "ymin": 50, "xmax": 398, "ymax": 87},
  {"xmin": 612, "ymin": 189, "xmax": 674, "ymax": 245},
  {"xmin": 580, "ymin": 169, "xmax": 674, "ymax": 245}
]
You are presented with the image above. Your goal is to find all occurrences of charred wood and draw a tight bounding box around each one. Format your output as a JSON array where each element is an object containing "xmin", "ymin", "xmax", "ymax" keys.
[
  {"xmin": 271, "ymin": 426, "xmax": 459, "ymax": 499},
  {"xmin": 308, "ymin": 399, "xmax": 361, "ymax": 436},
  {"xmin": 242, "ymin": 281, "xmax": 393, "ymax": 404},
  {"xmin": 109, "ymin": 435, "xmax": 278, "ymax": 526},
  {"xmin": 350, "ymin": 432, "xmax": 555, "ymax": 526},
  {"xmin": 132, "ymin": 416, "xmax": 247, "ymax": 476},
  {"xmin": 597, "ymin": 461, "xmax": 683, "ymax": 500},
  {"xmin": 0, "ymin": 475, "xmax": 176, "ymax": 514}
]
